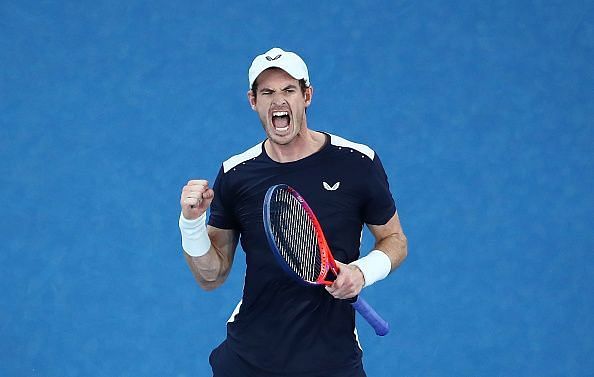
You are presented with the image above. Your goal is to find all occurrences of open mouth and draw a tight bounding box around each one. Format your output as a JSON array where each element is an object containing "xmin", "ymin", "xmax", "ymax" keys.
[{"xmin": 271, "ymin": 111, "xmax": 290, "ymax": 132}]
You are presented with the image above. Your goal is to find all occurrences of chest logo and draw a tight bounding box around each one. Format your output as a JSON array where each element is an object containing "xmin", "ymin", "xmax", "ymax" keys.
[{"xmin": 323, "ymin": 181, "xmax": 341, "ymax": 191}]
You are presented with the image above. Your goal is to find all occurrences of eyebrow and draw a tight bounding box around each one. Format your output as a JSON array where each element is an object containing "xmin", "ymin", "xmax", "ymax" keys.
[{"xmin": 259, "ymin": 84, "xmax": 298, "ymax": 93}]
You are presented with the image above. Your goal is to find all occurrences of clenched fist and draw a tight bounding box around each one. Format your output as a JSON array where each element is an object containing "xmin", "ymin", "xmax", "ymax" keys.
[{"xmin": 180, "ymin": 179, "xmax": 214, "ymax": 220}]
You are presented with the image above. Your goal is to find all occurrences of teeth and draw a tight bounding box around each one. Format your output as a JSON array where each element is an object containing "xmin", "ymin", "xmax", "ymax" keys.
[
  {"xmin": 276, "ymin": 126, "xmax": 289, "ymax": 132},
  {"xmin": 272, "ymin": 111, "xmax": 288, "ymax": 117}
]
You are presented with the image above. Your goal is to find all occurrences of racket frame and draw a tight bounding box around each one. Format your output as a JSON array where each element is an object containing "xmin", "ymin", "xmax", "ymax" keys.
[{"xmin": 264, "ymin": 184, "xmax": 337, "ymax": 286}]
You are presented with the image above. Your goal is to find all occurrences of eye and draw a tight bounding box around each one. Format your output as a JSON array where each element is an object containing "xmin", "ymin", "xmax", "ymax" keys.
[{"xmin": 284, "ymin": 88, "xmax": 296, "ymax": 93}]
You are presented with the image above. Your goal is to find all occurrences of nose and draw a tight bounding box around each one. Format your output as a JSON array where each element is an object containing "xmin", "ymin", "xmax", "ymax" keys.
[{"xmin": 271, "ymin": 92, "xmax": 287, "ymax": 106}]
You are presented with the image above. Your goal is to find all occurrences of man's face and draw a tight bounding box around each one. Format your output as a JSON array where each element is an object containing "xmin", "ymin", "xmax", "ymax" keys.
[{"xmin": 248, "ymin": 68, "xmax": 312, "ymax": 146}]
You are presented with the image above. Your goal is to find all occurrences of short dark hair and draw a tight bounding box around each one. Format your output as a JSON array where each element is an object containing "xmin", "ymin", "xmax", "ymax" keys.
[{"xmin": 251, "ymin": 78, "xmax": 308, "ymax": 100}]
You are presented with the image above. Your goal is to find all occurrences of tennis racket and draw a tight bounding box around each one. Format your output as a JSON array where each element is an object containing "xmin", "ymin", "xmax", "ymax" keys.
[{"xmin": 263, "ymin": 184, "xmax": 390, "ymax": 336}]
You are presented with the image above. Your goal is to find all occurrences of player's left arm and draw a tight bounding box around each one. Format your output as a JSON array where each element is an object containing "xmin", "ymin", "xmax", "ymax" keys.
[
  {"xmin": 366, "ymin": 210, "xmax": 408, "ymax": 271},
  {"xmin": 326, "ymin": 211, "xmax": 407, "ymax": 299}
]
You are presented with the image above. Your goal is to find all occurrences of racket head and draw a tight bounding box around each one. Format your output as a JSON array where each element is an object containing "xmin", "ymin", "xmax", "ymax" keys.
[{"xmin": 263, "ymin": 184, "xmax": 338, "ymax": 286}]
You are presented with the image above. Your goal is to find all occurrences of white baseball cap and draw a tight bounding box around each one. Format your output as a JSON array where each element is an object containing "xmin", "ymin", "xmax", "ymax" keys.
[{"xmin": 248, "ymin": 47, "xmax": 310, "ymax": 89}]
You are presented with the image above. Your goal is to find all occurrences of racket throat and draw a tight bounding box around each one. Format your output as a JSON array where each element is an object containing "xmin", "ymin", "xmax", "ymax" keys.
[
  {"xmin": 322, "ymin": 268, "xmax": 338, "ymax": 284},
  {"xmin": 319, "ymin": 257, "xmax": 340, "ymax": 285}
]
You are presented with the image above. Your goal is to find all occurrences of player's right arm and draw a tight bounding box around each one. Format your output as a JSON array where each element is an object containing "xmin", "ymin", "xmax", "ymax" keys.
[{"xmin": 179, "ymin": 179, "xmax": 239, "ymax": 291}]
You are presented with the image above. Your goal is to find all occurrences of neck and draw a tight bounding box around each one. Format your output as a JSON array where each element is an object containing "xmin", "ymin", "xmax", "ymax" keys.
[{"xmin": 265, "ymin": 130, "xmax": 326, "ymax": 163}]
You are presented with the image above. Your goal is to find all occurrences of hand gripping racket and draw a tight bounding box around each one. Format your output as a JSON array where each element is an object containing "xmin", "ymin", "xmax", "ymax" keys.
[{"xmin": 263, "ymin": 184, "xmax": 390, "ymax": 336}]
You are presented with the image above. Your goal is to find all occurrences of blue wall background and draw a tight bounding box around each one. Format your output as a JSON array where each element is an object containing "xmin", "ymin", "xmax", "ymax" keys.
[{"xmin": 1, "ymin": 1, "xmax": 592, "ymax": 376}]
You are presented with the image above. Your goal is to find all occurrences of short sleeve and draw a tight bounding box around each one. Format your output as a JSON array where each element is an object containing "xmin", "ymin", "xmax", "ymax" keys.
[
  {"xmin": 362, "ymin": 153, "xmax": 396, "ymax": 225},
  {"xmin": 208, "ymin": 165, "xmax": 238, "ymax": 230}
]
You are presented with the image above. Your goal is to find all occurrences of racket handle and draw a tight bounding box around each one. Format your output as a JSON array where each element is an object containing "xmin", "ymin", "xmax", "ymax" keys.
[{"xmin": 352, "ymin": 297, "xmax": 390, "ymax": 336}]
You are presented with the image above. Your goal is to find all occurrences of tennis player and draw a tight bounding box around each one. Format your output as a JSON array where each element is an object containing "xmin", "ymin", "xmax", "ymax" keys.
[{"xmin": 179, "ymin": 47, "xmax": 407, "ymax": 377}]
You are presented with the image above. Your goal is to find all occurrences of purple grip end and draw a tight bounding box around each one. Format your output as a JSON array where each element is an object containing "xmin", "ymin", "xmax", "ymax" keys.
[{"xmin": 352, "ymin": 297, "xmax": 390, "ymax": 336}]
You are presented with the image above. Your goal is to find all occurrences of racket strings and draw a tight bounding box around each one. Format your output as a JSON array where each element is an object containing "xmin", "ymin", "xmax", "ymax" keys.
[{"xmin": 270, "ymin": 188, "xmax": 321, "ymax": 282}]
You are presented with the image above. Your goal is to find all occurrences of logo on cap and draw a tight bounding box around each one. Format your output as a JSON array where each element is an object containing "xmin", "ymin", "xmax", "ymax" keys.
[{"xmin": 265, "ymin": 54, "xmax": 282, "ymax": 61}]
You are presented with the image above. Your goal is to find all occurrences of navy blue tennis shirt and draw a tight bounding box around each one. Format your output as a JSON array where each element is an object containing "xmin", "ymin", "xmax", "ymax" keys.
[{"xmin": 208, "ymin": 132, "xmax": 396, "ymax": 375}]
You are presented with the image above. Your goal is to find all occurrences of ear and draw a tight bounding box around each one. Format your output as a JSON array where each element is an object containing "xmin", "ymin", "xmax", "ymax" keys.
[
  {"xmin": 247, "ymin": 90, "xmax": 257, "ymax": 110},
  {"xmin": 304, "ymin": 86, "xmax": 314, "ymax": 108}
]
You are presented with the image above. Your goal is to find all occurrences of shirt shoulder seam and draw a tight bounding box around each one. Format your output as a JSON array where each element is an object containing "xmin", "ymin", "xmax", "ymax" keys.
[
  {"xmin": 222, "ymin": 142, "xmax": 263, "ymax": 173},
  {"xmin": 328, "ymin": 133, "xmax": 375, "ymax": 160}
]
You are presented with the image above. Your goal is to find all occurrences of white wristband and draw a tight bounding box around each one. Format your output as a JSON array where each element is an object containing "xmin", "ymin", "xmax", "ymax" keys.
[
  {"xmin": 179, "ymin": 211, "xmax": 211, "ymax": 257},
  {"xmin": 350, "ymin": 249, "xmax": 392, "ymax": 288}
]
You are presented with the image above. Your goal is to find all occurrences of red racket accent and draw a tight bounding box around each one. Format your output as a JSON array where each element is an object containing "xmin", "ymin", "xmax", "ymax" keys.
[{"xmin": 290, "ymin": 186, "xmax": 339, "ymax": 285}]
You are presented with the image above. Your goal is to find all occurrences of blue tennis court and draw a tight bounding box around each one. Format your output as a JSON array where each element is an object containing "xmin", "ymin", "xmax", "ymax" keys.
[{"xmin": 1, "ymin": 1, "xmax": 592, "ymax": 376}]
